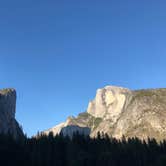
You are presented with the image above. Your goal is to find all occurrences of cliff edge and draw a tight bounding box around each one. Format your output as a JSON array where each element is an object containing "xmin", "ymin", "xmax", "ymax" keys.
[{"xmin": 0, "ymin": 88, "xmax": 23, "ymax": 138}]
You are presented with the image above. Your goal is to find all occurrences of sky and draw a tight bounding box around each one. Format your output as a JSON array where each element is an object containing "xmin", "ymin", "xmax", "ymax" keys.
[{"xmin": 0, "ymin": 0, "xmax": 166, "ymax": 136}]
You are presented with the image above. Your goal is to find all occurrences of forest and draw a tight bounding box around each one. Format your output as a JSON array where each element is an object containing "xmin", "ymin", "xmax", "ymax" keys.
[{"xmin": 1, "ymin": 132, "xmax": 166, "ymax": 166}]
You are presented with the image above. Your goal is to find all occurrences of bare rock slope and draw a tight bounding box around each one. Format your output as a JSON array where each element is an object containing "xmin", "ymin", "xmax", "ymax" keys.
[
  {"xmin": 0, "ymin": 88, "xmax": 23, "ymax": 138},
  {"xmin": 44, "ymin": 86, "xmax": 166, "ymax": 141}
]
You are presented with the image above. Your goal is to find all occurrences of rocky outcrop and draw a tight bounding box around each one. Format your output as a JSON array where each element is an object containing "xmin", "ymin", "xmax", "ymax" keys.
[
  {"xmin": 43, "ymin": 86, "xmax": 166, "ymax": 141},
  {"xmin": 44, "ymin": 116, "xmax": 91, "ymax": 137},
  {"xmin": 0, "ymin": 88, "xmax": 23, "ymax": 138}
]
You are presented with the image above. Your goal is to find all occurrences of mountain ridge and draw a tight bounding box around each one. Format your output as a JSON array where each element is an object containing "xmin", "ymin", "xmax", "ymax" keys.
[{"xmin": 43, "ymin": 86, "xmax": 166, "ymax": 141}]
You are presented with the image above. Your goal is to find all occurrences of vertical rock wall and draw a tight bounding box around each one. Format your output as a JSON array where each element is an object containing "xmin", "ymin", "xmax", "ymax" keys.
[{"xmin": 0, "ymin": 88, "xmax": 23, "ymax": 138}]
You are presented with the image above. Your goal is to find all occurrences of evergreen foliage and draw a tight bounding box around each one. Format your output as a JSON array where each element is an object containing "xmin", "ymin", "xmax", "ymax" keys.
[{"xmin": 0, "ymin": 132, "xmax": 166, "ymax": 166}]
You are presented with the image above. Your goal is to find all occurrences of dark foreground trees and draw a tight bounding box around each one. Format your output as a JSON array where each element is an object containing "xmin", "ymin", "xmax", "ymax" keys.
[{"xmin": 0, "ymin": 132, "xmax": 166, "ymax": 166}]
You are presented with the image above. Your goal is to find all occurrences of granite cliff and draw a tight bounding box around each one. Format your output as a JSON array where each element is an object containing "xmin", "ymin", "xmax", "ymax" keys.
[
  {"xmin": 44, "ymin": 86, "xmax": 166, "ymax": 141},
  {"xmin": 0, "ymin": 88, "xmax": 23, "ymax": 138}
]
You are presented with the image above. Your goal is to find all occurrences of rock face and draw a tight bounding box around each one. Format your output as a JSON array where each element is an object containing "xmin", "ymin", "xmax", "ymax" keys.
[
  {"xmin": 61, "ymin": 126, "xmax": 91, "ymax": 138},
  {"xmin": 0, "ymin": 88, "xmax": 23, "ymax": 138},
  {"xmin": 43, "ymin": 86, "xmax": 166, "ymax": 141},
  {"xmin": 87, "ymin": 86, "xmax": 132, "ymax": 122}
]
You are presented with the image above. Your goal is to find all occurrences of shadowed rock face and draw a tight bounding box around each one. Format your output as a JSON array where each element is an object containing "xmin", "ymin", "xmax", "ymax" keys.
[
  {"xmin": 43, "ymin": 86, "xmax": 166, "ymax": 141},
  {"xmin": 0, "ymin": 88, "xmax": 23, "ymax": 138},
  {"xmin": 60, "ymin": 126, "xmax": 91, "ymax": 138}
]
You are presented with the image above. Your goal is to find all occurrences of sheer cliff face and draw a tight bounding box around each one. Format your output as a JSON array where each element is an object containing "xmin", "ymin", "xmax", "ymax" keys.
[
  {"xmin": 87, "ymin": 86, "xmax": 132, "ymax": 122},
  {"xmin": 0, "ymin": 89, "xmax": 23, "ymax": 138},
  {"xmin": 44, "ymin": 86, "xmax": 166, "ymax": 141}
]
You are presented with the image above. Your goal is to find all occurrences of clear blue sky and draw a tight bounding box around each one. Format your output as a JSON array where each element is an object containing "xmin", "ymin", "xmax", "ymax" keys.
[{"xmin": 0, "ymin": 0, "xmax": 166, "ymax": 136}]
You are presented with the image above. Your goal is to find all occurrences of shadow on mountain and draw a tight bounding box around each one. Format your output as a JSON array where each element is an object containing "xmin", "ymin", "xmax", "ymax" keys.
[{"xmin": 60, "ymin": 125, "xmax": 91, "ymax": 138}]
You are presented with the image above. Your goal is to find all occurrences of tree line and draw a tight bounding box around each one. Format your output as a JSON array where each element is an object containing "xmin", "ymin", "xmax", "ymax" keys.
[{"xmin": 0, "ymin": 132, "xmax": 166, "ymax": 166}]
